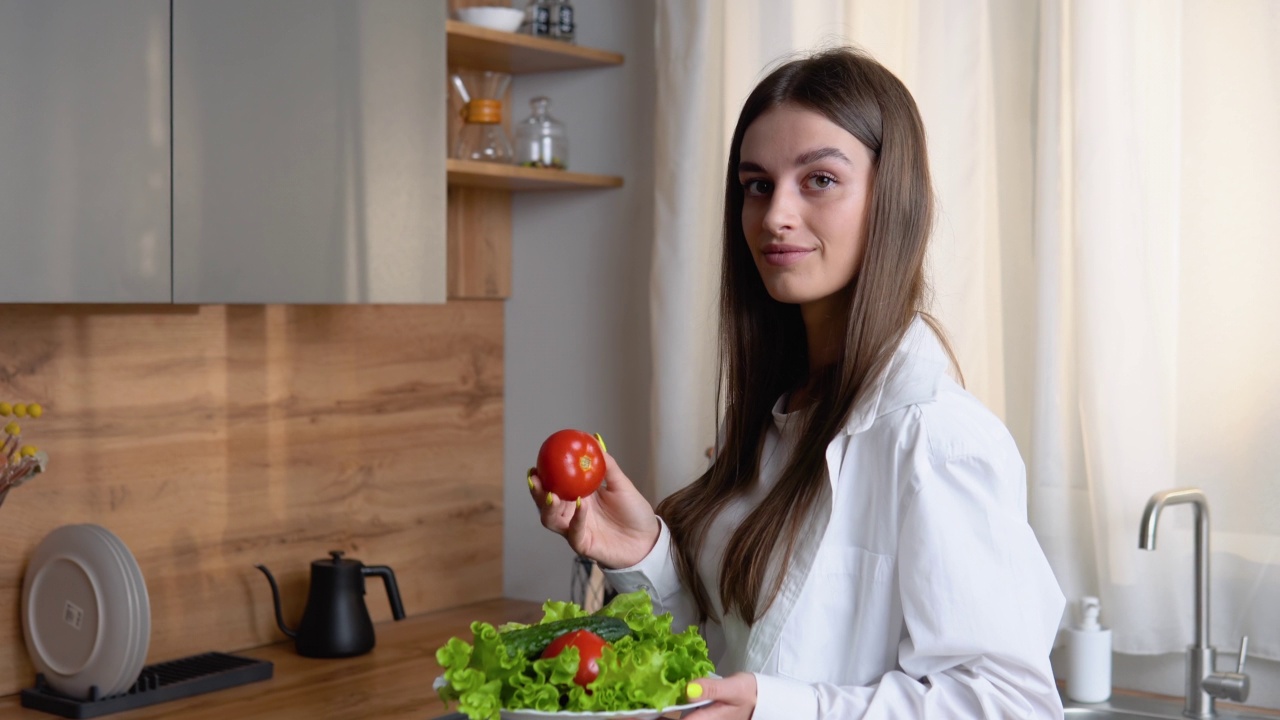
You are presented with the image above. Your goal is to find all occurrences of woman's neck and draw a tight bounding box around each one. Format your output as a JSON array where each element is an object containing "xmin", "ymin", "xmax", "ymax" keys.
[{"xmin": 792, "ymin": 291, "xmax": 851, "ymax": 412}]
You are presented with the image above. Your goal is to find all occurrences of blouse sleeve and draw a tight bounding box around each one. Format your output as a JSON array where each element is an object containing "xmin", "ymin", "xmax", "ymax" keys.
[{"xmin": 599, "ymin": 516, "xmax": 703, "ymax": 635}]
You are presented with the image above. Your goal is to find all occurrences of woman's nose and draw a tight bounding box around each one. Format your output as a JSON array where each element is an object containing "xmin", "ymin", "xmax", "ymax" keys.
[{"xmin": 762, "ymin": 187, "xmax": 798, "ymax": 236}]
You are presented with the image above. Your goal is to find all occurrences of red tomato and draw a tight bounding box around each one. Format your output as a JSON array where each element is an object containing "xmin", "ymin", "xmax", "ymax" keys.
[
  {"xmin": 540, "ymin": 629, "xmax": 608, "ymax": 687},
  {"xmin": 536, "ymin": 429, "xmax": 606, "ymax": 501}
]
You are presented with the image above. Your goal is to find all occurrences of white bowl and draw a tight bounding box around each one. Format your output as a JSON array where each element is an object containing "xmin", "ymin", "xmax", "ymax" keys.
[{"xmin": 456, "ymin": 6, "xmax": 525, "ymax": 33}]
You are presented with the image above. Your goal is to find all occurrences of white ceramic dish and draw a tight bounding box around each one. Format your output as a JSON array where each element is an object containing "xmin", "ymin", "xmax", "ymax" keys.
[
  {"xmin": 80, "ymin": 524, "xmax": 137, "ymax": 697},
  {"xmin": 21, "ymin": 524, "xmax": 150, "ymax": 699},
  {"xmin": 433, "ymin": 675, "xmax": 713, "ymax": 719},
  {"xmin": 84, "ymin": 523, "xmax": 150, "ymax": 696},
  {"xmin": 456, "ymin": 6, "xmax": 525, "ymax": 33},
  {"xmin": 498, "ymin": 699, "xmax": 712, "ymax": 720}
]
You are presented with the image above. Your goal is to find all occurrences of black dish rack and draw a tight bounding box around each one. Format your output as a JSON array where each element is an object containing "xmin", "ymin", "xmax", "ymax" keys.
[{"xmin": 21, "ymin": 652, "xmax": 274, "ymax": 719}]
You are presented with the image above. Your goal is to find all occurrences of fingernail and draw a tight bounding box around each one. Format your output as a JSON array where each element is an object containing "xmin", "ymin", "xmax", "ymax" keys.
[
  {"xmin": 545, "ymin": 492, "xmax": 555, "ymax": 506},
  {"xmin": 575, "ymin": 497, "xmax": 582, "ymax": 508},
  {"xmin": 528, "ymin": 477, "xmax": 535, "ymax": 490},
  {"xmin": 686, "ymin": 682, "xmax": 702, "ymax": 699},
  {"xmin": 593, "ymin": 432, "xmax": 607, "ymax": 453}
]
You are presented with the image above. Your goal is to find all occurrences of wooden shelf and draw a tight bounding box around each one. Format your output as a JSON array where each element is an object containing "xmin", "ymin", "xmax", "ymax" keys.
[
  {"xmin": 446, "ymin": 19, "xmax": 624, "ymax": 73},
  {"xmin": 447, "ymin": 159, "xmax": 623, "ymax": 191},
  {"xmin": 444, "ymin": 15, "xmax": 626, "ymax": 300}
]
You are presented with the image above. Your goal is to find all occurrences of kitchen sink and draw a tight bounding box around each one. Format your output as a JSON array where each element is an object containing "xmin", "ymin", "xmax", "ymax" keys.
[
  {"xmin": 1065, "ymin": 709, "xmax": 1174, "ymax": 720},
  {"xmin": 1064, "ymin": 695, "xmax": 1277, "ymax": 720},
  {"xmin": 432, "ymin": 698, "xmax": 1277, "ymax": 720}
]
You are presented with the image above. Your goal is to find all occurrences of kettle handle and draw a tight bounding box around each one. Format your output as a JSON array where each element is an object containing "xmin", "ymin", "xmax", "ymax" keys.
[{"xmin": 362, "ymin": 565, "xmax": 406, "ymax": 621}]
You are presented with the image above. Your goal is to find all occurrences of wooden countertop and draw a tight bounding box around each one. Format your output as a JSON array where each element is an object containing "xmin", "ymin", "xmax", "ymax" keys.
[
  {"xmin": 0, "ymin": 598, "xmax": 544, "ymax": 720},
  {"xmin": 7, "ymin": 600, "xmax": 1278, "ymax": 720}
]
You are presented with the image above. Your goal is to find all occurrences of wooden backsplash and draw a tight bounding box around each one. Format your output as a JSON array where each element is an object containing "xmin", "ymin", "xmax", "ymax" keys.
[{"xmin": 0, "ymin": 302, "xmax": 504, "ymax": 696}]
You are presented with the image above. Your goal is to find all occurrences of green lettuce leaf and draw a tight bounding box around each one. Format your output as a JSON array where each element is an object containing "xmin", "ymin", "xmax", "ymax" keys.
[
  {"xmin": 538, "ymin": 598, "xmax": 592, "ymax": 624},
  {"xmin": 594, "ymin": 588, "xmax": 656, "ymax": 628}
]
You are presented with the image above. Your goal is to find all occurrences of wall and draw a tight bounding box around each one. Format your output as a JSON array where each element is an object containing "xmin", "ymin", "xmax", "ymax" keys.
[
  {"xmin": 503, "ymin": 0, "xmax": 657, "ymax": 604},
  {"xmin": 0, "ymin": 303, "xmax": 503, "ymax": 696}
]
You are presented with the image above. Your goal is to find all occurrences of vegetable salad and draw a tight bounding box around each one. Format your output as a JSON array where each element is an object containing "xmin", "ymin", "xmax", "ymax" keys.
[{"xmin": 435, "ymin": 590, "xmax": 715, "ymax": 719}]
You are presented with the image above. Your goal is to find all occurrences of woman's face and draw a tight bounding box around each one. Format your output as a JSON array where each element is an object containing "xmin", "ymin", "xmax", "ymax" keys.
[{"xmin": 738, "ymin": 104, "xmax": 876, "ymax": 310}]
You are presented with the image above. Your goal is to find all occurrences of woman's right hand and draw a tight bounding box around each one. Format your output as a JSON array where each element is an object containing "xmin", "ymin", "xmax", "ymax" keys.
[{"xmin": 527, "ymin": 450, "xmax": 660, "ymax": 570}]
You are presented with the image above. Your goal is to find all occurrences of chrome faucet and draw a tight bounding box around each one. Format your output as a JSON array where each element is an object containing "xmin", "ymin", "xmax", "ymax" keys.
[{"xmin": 1139, "ymin": 488, "xmax": 1250, "ymax": 718}]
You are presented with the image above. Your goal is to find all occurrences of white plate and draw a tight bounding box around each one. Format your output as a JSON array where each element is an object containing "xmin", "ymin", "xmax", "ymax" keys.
[
  {"xmin": 83, "ymin": 524, "xmax": 150, "ymax": 696},
  {"xmin": 21, "ymin": 524, "xmax": 149, "ymax": 700},
  {"xmin": 94, "ymin": 524, "xmax": 150, "ymax": 695},
  {"xmin": 433, "ymin": 676, "xmax": 714, "ymax": 720},
  {"xmin": 498, "ymin": 700, "xmax": 712, "ymax": 720}
]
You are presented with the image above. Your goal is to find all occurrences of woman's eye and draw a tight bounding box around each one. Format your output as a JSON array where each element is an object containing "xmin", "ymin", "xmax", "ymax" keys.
[
  {"xmin": 807, "ymin": 174, "xmax": 836, "ymax": 190},
  {"xmin": 742, "ymin": 179, "xmax": 772, "ymax": 195}
]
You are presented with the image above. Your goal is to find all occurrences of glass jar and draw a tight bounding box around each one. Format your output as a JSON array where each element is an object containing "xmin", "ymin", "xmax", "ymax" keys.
[
  {"xmin": 514, "ymin": 96, "xmax": 568, "ymax": 170},
  {"xmin": 450, "ymin": 71, "xmax": 514, "ymax": 163}
]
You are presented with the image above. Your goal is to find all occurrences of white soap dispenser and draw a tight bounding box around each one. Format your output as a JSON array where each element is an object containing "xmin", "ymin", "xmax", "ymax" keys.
[{"xmin": 1066, "ymin": 596, "xmax": 1113, "ymax": 703}]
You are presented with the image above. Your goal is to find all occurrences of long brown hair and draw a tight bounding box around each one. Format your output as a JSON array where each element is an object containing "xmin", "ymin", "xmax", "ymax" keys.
[{"xmin": 655, "ymin": 47, "xmax": 943, "ymax": 625}]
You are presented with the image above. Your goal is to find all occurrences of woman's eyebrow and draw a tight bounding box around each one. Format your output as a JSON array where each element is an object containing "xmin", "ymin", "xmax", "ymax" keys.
[
  {"xmin": 738, "ymin": 147, "xmax": 852, "ymax": 174},
  {"xmin": 795, "ymin": 147, "xmax": 852, "ymax": 166}
]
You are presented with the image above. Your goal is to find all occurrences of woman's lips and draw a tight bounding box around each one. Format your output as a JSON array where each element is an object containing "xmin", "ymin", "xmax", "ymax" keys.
[{"xmin": 761, "ymin": 245, "xmax": 815, "ymax": 267}]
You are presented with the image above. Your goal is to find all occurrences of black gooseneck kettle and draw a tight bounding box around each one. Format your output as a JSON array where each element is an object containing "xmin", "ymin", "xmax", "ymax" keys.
[{"xmin": 256, "ymin": 550, "xmax": 406, "ymax": 658}]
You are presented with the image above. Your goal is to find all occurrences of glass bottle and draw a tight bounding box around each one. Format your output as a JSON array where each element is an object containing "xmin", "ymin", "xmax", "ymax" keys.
[
  {"xmin": 450, "ymin": 71, "xmax": 514, "ymax": 164},
  {"xmin": 551, "ymin": 1, "xmax": 575, "ymax": 43},
  {"xmin": 515, "ymin": 96, "xmax": 568, "ymax": 170}
]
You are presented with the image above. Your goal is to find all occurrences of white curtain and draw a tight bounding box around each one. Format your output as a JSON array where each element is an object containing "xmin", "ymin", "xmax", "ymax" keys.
[
  {"xmin": 1031, "ymin": 0, "xmax": 1280, "ymax": 662},
  {"xmin": 651, "ymin": 0, "xmax": 1280, "ymax": 690}
]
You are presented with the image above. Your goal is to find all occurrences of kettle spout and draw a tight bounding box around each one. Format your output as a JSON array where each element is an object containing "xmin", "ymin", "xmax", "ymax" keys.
[{"xmin": 255, "ymin": 564, "xmax": 298, "ymax": 639}]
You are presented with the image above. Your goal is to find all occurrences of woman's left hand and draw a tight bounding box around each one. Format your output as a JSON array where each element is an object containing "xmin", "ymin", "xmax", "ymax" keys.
[{"xmin": 681, "ymin": 673, "xmax": 757, "ymax": 720}]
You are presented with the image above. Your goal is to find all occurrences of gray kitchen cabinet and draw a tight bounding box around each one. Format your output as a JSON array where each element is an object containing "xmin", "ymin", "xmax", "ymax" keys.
[
  {"xmin": 0, "ymin": 0, "xmax": 171, "ymax": 303},
  {"xmin": 172, "ymin": 0, "xmax": 446, "ymax": 304}
]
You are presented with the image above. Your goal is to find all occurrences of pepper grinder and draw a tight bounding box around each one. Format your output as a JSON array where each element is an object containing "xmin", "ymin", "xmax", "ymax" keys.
[{"xmin": 550, "ymin": 0, "xmax": 575, "ymax": 43}]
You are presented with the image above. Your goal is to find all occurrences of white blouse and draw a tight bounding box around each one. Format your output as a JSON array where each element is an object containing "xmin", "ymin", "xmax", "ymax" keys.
[{"xmin": 604, "ymin": 318, "xmax": 1065, "ymax": 719}]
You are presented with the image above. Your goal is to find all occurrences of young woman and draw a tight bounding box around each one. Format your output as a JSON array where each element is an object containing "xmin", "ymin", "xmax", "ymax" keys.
[{"xmin": 528, "ymin": 47, "xmax": 1064, "ymax": 719}]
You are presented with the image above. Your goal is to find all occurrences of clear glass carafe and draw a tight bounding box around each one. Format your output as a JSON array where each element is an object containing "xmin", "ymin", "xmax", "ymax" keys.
[
  {"xmin": 514, "ymin": 96, "xmax": 568, "ymax": 170},
  {"xmin": 450, "ymin": 71, "xmax": 513, "ymax": 163}
]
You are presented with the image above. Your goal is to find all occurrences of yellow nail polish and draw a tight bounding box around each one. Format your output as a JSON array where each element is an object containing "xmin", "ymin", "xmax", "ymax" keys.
[
  {"xmin": 528, "ymin": 477, "xmax": 535, "ymax": 490},
  {"xmin": 593, "ymin": 432, "xmax": 607, "ymax": 453},
  {"xmin": 545, "ymin": 492, "xmax": 554, "ymax": 506},
  {"xmin": 686, "ymin": 682, "xmax": 703, "ymax": 699},
  {"xmin": 576, "ymin": 497, "xmax": 582, "ymax": 508}
]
